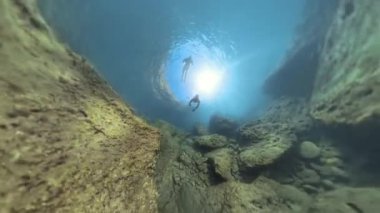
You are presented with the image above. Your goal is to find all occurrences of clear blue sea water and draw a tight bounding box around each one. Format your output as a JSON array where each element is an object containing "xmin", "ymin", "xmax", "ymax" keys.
[{"xmin": 38, "ymin": 0, "xmax": 305, "ymax": 129}]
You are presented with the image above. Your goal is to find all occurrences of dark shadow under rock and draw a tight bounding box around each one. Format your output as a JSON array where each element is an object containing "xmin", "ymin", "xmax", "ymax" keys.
[{"xmin": 209, "ymin": 114, "xmax": 239, "ymax": 138}]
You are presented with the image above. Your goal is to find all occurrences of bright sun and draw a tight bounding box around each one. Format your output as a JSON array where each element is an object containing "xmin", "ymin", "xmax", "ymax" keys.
[{"xmin": 194, "ymin": 68, "xmax": 223, "ymax": 98}]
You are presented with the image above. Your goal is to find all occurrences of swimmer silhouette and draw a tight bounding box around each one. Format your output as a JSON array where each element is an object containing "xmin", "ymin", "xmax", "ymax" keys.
[
  {"xmin": 182, "ymin": 56, "xmax": 193, "ymax": 82},
  {"xmin": 188, "ymin": 94, "xmax": 200, "ymax": 112}
]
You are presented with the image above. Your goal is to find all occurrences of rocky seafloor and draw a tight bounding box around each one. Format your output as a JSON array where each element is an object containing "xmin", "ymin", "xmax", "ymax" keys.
[
  {"xmin": 155, "ymin": 0, "xmax": 380, "ymax": 212},
  {"xmin": 155, "ymin": 97, "xmax": 380, "ymax": 213},
  {"xmin": 0, "ymin": 0, "xmax": 379, "ymax": 212}
]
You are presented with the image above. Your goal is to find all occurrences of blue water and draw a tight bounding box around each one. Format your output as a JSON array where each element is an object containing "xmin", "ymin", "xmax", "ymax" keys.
[{"xmin": 38, "ymin": 0, "xmax": 305, "ymax": 129}]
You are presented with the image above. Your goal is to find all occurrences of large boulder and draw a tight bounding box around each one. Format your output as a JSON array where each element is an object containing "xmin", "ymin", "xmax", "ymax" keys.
[
  {"xmin": 194, "ymin": 134, "xmax": 228, "ymax": 150},
  {"xmin": 209, "ymin": 115, "xmax": 239, "ymax": 137},
  {"xmin": 238, "ymin": 121, "xmax": 294, "ymax": 144},
  {"xmin": 206, "ymin": 148, "xmax": 237, "ymax": 181},
  {"xmin": 238, "ymin": 121, "xmax": 296, "ymax": 168},
  {"xmin": 239, "ymin": 135, "xmax": 294, "ymax": 168}
]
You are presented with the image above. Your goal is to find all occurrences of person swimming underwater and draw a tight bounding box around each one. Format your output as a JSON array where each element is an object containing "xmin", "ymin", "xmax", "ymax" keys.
[
  {"xmin": 188, "ymin": 94, "xmax": 200, "ymax": 112},
  {"xmin": 182, "ymin": 56, "xmax": 193, "ymax": 82}
]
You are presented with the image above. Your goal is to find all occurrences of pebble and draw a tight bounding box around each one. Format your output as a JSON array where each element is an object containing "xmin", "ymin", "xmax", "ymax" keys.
[
  {"xmin": 321, "ymin": 179, "xmax": 336, "ymax": 190},
  {"xmin": 299, "ymin": 141, "xmax": 321, "ymax": 159}
]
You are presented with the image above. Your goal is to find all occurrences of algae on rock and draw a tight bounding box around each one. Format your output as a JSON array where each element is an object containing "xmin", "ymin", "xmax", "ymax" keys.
[
  {"xmin": 0, "ymin": 0, "xmax": 160, "ymax": 212},
  {"xmin": 311, "ymin": 0, "xmax": 380, "ymax": 126}
]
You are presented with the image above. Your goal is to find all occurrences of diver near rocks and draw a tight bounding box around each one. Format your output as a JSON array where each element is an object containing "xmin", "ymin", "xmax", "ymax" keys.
[
  {"xmin": 182, "ymin": 56, "xmax": 193, "ymax": 82},
  {"xmin": 189, "ymin": 94, "xmax": 200, "ymax": 112}
]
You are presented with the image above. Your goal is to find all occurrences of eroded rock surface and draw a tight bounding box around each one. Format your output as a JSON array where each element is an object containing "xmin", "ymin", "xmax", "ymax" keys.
[
  {"xmin": 307, "ymin": 187, "xmax": 380, "ymax": 213},
  {"xmin": 194, "ymin": 134, "xmax": 229, "ymax": 150},
  {"xmin": 0, "ymin": 1, "xmax": 160, "ymax": 212},
  {"xmin": 238, "ymin": 121, "xmax": 297, "ymax": 169},
  {"xmin": 209, "ymin": 114, "xmax": 239, "ymax": 138},
  {"xmin": 310, "ymin": 0, "xmax": 380, "ymax": 126},
  {"xmin": 206, "ymin": 148, "xmax": 238, "ymax": 181}
]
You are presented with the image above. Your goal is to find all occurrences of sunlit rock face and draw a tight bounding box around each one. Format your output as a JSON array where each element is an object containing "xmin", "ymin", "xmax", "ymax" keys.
[
  {"xmin": 265, "ymin": 0, "xmax": 380, "ymax": 128},
  {"xmin": 0, "ymin": 0, "xmax": 159, "ymax": 212},
  {"xmin": 311, "ymin": 0, "xmax": 380, "ymax": 126}
]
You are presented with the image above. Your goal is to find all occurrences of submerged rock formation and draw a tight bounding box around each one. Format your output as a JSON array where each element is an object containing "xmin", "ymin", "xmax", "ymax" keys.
[
  {"xmin": 307, "ymin": 187, "xmax": 380, "ymax": 213},
  {"xmin": 194, "ymin": 134, "xmax": 229, "ymax": 150},
  {"xmin": 155, "ymin": 1, "xmax": 380, "ymax": 212},
  {"xmin": 2, "ymin": 0, "xmax": 379, "ymax": 212},
  {"xmin": 310, "ymin": 0, "xmax": 380, "ymax": 126},
  {"xmin": 0, "ymin": 0, "xmax": 160, "ymax": 212},
  {"xmin": 208, "ymin": 114, "xmax": 239, "ymax": 138}
]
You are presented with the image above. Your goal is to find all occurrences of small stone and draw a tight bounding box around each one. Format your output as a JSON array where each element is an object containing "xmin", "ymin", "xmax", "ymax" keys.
[
  {"xmin": 302, "ymin": 184, "xmax": 319, "ymax": 194},
  {"xmin": 330, "ymin": 167, "xmax": 349, "ymax": 180},
  {"xmin": 321, "ymin": 179, "xmax": 336, "ymax": 190},
  {"xmin": 297, "ymin": 168, "xmax": 320, "ymax": 184},
  {"xmin": 299, "ymin": 141, "xmax": 321, "ymax": 159},
  {"xmin": 322, "ymin": 157, "xmax": 343, "ymax": 167}
]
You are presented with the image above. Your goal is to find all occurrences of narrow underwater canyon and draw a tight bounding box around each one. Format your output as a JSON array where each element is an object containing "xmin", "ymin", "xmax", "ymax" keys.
[{"xmin": 0, "ymin": 0, "xmax": 380, "ymax": 212}]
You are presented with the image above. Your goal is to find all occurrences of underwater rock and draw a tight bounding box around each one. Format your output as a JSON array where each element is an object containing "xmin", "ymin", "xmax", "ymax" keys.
[
  {"xmin": 0, "ymin": 1, "xmax": 160, "ymax": 212},
  {"xmin": 155, "ymin": 119, "xmax": 187, "ymax": 138},
  {"xmin": 276, "ymin": 184, "xmax": 312, "ymax": 211},
  {"xmin": 260, "ymin": 98, "xmax": 314, "ymax": 134},
  {"xmin": 209, "ymin": 114, "xmax": 239, "ymax": 138},
  {"xmin": 321, "ymin": 179, "xmax": 336, "ymax": 190},
  {"xmin": 192, "ymin": 123, "xmax": 209, "ymax": 136},
  {"xmin": 156, "ymin": 140, "xmax": 211, "ymax": 213},
  {"xmin": 194, "ymin": 134, "xmax": 228, "ymax": 150},
  {"xmin": 238, "ymin": 119, "xmax": 296, "ymax": 169},
  {"xmin": 239, "ymin": 135, "xmax": 293, "ymax": 168},
  {"xmin": 207, "ymin": 177, "xmax": 311, "ymax": 213},
  {"xmin": 309, "ymin": 163, "xmax": 349, "ymax": 182},
  {"xmin": 296, "ymin": 168, "xmax": 320, "ymax": 185},
  {"xmin": 238, "ymin": 121, "xmax": 293, "ymax": 144},
  {"xmin": 310, "ymin": 0, "xmax": 380, "ymax": 126},
  {"xmin": 263, "ymin": 0, "xmax": 339, "ymax": 99},
  {"xmin": 206, "ymin": 148, "xmax": 237, "ymax": 181},
  {"xmin": 321, "ymin": 157, "xmax": 344, "ymax": 167},
  {"xmin": 307, "ymin": 187, "xmax": 380, "ymax": 213},
  {"xmin": 302, "ymin": 184, "xmax": 320, "ymax": 194},
  {"xmin": 299, "ymin": 141, "xmax": 321, "ymax": 159},
  {"xmin": 330, "ymin": 166, "xmax": 349, "ymax": 180}
]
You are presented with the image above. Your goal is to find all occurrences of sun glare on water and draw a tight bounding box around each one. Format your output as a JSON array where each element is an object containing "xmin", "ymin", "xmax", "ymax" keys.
[{"xmin": 193, "ymin": 67, "xmax": 224, "ymax": 99}]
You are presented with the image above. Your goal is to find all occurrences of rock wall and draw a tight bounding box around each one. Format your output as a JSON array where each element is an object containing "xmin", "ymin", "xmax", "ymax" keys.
[
  {"xmin": 311, "ymin": 0, "xmax": 380, "ymax": 126},
  {"xmin": 264, "ymin": 0, "xmax": 339, "ymax": 98},
  {"xmin": 265, "ymin": 0, "xmax": 380, "ymax": 127},
  {"xmin": 0, "ymin": 0, "xmax": 160, "ymax": 212}
]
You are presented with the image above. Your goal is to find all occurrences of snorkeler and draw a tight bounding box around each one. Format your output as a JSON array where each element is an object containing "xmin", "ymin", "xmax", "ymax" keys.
[
  {"xmin": 182, "ymin": 56, "xmax": 193, "ymax": 82},
  {"xmin": 189, "ymin": 94, "xmax": 200, "ymax": 112}
]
